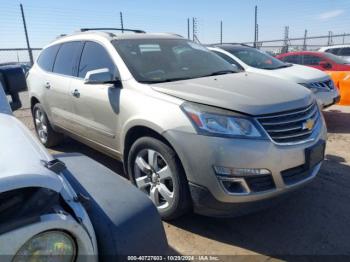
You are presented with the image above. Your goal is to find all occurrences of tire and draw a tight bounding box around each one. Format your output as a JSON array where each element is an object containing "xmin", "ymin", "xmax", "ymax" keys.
[
  {"xmin": 32, "ymin": 103, "xmax": 64, "ymax": 147},
  {"xmin": 127, "ymin": 136, "xmax": 191, "ymax": 220}
]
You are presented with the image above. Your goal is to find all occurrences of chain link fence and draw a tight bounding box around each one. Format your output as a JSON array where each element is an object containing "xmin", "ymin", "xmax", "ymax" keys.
[
  {"xmin": 0, "ymin": 48, "xmax": 41, "ymax": 66},
  {"xmin": 243, "ymin": 34, "xmax": 350, "ymax": 55}
]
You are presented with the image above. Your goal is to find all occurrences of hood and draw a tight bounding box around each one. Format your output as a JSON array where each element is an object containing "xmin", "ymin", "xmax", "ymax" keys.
[
  {"xmin": 247, "ymin": 64, "xmax": 329, "ymax": 84},
  {"xmin": 0, "ymin": 113, "xmax": 63, "ymax": 193},
  {"xmin": 151, "ymin": 72, "xmax": 313, "ymax": 115}
]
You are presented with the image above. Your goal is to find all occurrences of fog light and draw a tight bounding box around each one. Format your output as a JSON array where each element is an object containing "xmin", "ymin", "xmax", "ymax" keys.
[{"xmin": 214, "ymin": 166, "xmax": 271, "ymax": 177}]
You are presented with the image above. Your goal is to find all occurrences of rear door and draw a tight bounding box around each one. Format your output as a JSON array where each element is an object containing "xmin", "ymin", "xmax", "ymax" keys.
[
  {"xmin": 46, "ymin": 41, "xmax": 84, "ymax": 129},
  {"xmin": 69, "ymin": 41, "xmax": 120, "ymax": 148}
]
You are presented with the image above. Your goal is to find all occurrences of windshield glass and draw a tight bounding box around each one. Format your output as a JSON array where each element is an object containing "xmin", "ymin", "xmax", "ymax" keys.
[
  {"xmin": 323, "ymin": 52, "xmax": 349, "ymax": 64},
  {"xmin": 225, "ymin": 47, "xmax": 289, "ymax": 69},
  {"xmin": 113, "ymin": 39, "xmax": 236, "ymax": 83}
]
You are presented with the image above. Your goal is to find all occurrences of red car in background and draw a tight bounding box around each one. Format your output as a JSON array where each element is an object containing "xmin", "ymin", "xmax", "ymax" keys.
[{"xmin": 276, "ymin": 51, "xmax": 350, "ymax": 71}]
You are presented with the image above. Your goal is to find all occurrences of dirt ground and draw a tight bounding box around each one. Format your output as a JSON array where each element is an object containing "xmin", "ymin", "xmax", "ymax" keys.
[{"xmin": 15, "ymin": 92, "xmax": 350, "ymax": 259}]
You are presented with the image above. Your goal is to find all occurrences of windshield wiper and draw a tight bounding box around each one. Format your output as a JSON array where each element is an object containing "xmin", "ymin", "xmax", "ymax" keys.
[
  {"xmin": 260, "ymin": 64, "xmax": 293, "ymax": 70},
  {"xmin": 140, "ymin": 77, "xmax": 194, "ymax": 84},
  {"xmin": 201, "ymin": 70, "xmax": 237, "ymax": 77}
]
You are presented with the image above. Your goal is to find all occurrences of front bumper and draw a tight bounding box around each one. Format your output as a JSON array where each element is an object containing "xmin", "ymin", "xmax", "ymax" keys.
[
  {"xmin": 316, "ymin": 88, "xmax": 340, "ymax": 108},
  {"xmin": 163, "ymin": 119, "xmax": 327, "ymax": 216}
]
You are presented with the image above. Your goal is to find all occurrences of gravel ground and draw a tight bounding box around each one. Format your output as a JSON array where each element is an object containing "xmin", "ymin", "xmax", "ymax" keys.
[{"xmin": 15, "ymin": 93, "xmax": 350, "ymax": 259}]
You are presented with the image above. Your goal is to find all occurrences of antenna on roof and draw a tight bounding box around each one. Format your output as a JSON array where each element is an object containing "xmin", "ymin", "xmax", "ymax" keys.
[{"xmin": 80, "ymin": 28, "xmax": 146, "ymax": 33}]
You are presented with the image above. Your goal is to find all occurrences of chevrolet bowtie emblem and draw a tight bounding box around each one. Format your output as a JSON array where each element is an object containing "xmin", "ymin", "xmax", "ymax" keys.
[{"xmin": 303, "ymin": 119, "xmax": 315, "ymax": 131}]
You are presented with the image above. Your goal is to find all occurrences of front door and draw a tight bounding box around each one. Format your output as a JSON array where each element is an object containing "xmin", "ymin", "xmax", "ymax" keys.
[{"xmin": 69, "ymin": 41, "xmax": 120, "ymax": 148}]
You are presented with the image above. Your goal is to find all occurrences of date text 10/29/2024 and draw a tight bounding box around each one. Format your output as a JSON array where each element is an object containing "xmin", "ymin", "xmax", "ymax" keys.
[{"xmin": 127, "ymin": 256, "xmax": 220, "ymax": 261}]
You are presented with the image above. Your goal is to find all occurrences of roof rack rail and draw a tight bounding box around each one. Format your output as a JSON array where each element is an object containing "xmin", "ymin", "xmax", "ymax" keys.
[{"xmin": 80, "ymin": 28, "xmax": 146, "ymax": 33}]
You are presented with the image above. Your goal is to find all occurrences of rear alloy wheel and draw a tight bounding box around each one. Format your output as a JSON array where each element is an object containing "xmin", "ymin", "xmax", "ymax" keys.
[
  {"xmin": 32, "ymin": 103, "xmax": 63, "ymax": 147},
  {"xmin": 128, "ymin": 137, "xmax": 191, "ymax": 220}
]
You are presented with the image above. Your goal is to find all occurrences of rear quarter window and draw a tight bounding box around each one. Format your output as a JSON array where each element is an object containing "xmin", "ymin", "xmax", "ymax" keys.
[{"xmin": 37, "ymin": 44, "xmax": 60, "ymax": 72}]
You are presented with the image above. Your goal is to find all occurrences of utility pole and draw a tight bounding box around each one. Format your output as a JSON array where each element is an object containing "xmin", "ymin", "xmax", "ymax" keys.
[
  {"xmin": 282, "ymin": 26, "xmax": 289, "ymax": 54},
  {"xmin": 303, "ymin": 29, "xmax": 308, "ymax": 50},
  {"xmin": 120, "ymin": 12, "xmax": 124, "ymax": 33},
  {"xmin": 328, "ymin": 31, "xmax": 333, "ymax": 46},
  {"xmin": 254, "ymin": 5, "xmax": 258, "ymax": 47},
  {"xmin": 256, "ymin": 24, "xmax": 259, "ymax": 48},
  {"xmin": 20, "ymin": 4, "xmax": 33, "ymax": 65},
  {"xmin": 192, "ymin": 17, "xmax": 198, "ymax": 42},
  {"xmin": 187, "ymin": 18, "xmax": 190, "ymax": 39},
  {"xmin": 220, "ymin": 20, "xmax": 223, "ymax": 44},
  {"xmin": 343, "ymin": 33, "xmax": 346, "ymax": 44}
]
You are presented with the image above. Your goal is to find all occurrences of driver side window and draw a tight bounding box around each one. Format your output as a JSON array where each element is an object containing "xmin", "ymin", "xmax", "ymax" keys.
[{"xmin": 78, "ymin": 41, "xmax": 117, "ymax": 78}]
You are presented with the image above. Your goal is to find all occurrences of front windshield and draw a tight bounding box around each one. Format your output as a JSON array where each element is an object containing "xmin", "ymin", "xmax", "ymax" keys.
[
  {"xmin": 323, "ymin": 52, "xmax": 349, "ymax": 64},
  {"xmin": 226, "ymin": 47, "xmax": 289, "ymax": 70},
  {"xmin": 113, "ymin": 39, "xmax": 236, "ymax": 83}
]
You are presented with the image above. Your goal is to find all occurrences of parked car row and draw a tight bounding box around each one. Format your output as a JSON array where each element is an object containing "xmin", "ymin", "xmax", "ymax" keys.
[
  {"xmin": 27, "ymin": 28, "xmax": 328, "ymax": 220},
  {"xmin": 275, "ymin": 48, "xmax": 350, "ymax": 105}
]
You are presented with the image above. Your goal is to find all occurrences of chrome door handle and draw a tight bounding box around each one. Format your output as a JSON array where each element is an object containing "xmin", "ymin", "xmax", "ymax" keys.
[
  {"xmin": 45, "ymin": 82, "xmax": 51, "ymax": 89},
  {"xmin": 71, "ymin": 89, "xmax": 80, "ymax": 98}
]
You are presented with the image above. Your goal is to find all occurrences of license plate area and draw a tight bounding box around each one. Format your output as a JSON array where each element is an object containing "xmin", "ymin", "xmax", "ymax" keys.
[{"xmin": 305, "ymin": 140, "xmax": 326, "ymax": 169}]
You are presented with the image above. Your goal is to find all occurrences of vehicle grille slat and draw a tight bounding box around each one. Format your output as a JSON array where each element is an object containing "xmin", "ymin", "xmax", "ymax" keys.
[
  {"xmin": 259, "ymin": 105, "xmax": 318, "ymax": 126},
  {"xmin": 257, "ymin": 103, "xmax": 320, "ymax": 144}
]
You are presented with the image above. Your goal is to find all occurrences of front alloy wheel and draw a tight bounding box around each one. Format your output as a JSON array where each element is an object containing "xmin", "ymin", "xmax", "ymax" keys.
[
  {"xmin": 128, "ymin": 137, "xmax": 191, "ymax": 220},
  {"xmin": 134, "ymin": 149, "xmax": 175, "ymax": 211}
]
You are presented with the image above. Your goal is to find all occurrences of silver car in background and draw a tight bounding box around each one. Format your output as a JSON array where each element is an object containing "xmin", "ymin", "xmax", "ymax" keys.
[{"xmin": 27, "ymin": 29, "xmax": 327, "ymax": 219}]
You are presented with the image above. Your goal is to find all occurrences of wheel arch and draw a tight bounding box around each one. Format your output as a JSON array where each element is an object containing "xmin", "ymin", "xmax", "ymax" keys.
[
  {"xmin": 123, "ymin": 125, "xmax": 175, "ymax": 167},
  {"xmin": 30, "ymin": 96, "xmax": 40, "ymax": 111}
]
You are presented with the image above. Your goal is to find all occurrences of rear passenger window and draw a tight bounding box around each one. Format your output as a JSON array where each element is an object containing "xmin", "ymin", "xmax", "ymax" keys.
[
  {"xmin": 53, "ymin": 42, "xmax": 83, "ymax": 76},
  {"xmin": 78, "ymin": 42, "xmax": 116, "ymax": 78},
  {"xmin": 37, "ymin": 44, "xmax": 60, "ymax": 72}
]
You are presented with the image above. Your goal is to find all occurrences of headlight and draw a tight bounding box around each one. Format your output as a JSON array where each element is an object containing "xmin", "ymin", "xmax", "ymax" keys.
[
  {"xmin": 13, "ymin": 230, "xmax": 76, "ymax": 262},
  {"xmin": 299, "ymin": 80, "xmax": 334, "ymax": 93},
  {"xmin": 181, "ymin": 102, "xmax": 264, "ymax": 138}
]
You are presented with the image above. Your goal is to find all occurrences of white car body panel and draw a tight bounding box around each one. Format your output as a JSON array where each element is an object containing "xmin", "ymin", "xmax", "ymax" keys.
[
  {"xmin": 209, "ymin": 47, "xmax": 339, "ymax": 107},
  {"xmin": 0, "ymin": 83, "xmax": 97, "ymax": 258}
]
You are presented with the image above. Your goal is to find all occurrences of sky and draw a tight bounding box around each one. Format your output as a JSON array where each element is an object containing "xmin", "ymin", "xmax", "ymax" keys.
[{"xmin": 0, "ymin": 0, "xmax": 350, "ymax": 50}]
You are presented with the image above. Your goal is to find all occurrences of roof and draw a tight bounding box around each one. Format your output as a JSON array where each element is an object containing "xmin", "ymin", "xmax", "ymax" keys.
[
  {"xmin": 211, "ymin": 44, "xmax": 253, "ymax": 51},
  {"xmin": 319, "ymin": 44, "xmax": 350, "ymax": 51},
  {"xmin": 54, "ymin": 30, "xmax": 183, "ymax": 43},
  {"xmin": 277, "ymin": 51, "xmax": 323, "ymax": 56}
]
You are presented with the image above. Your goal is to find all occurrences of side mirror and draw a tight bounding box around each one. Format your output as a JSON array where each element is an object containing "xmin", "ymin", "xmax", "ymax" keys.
[
  {"xmin": 319, "ymin": 61, "xmax": 332, "ymax": 69},
  {"xmin": 231, "ymin": 64, "xmax": 239, "ymax": 72},
  {"xmin": 84, "ymin": 68, "xmax": 120, "ymax": 85}
]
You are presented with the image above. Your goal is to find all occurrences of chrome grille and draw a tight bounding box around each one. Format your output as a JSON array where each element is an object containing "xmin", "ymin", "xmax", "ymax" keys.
[
  {"xmin": 257, "ymin": 103, "xmax": 320, "ymax": 144},
  {"xmin": 308, "ymin": 79, "xmax": 334, "ymax": 90}
]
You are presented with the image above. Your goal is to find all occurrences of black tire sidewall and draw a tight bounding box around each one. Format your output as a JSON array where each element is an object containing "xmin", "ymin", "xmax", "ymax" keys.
[
  {"xmin": 32, "ymin": 103, "xmax": 62, "ymax": 147},
  {"xmin": 127, "ymin": 136, "xmax": 190, "ymax": 220}
]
